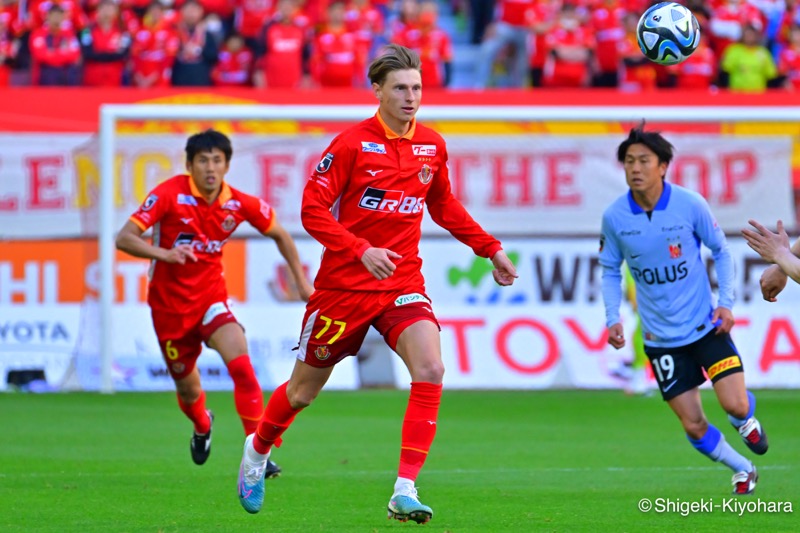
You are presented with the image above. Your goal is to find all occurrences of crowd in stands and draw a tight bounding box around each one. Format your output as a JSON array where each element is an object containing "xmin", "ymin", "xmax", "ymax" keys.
[{"xmin": 0, "ymin": 0, "xmax": 796, "ymax": 90}]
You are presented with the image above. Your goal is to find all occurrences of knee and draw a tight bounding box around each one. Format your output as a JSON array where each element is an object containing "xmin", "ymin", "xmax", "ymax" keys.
[
  {"xmin": 286, "ymin": 384, "xmax": 319, "ymax": 410},
  {"xmin": 681, "ymin": 416, "xmax": 709, "ymax": 440},
  {"xmin": 176, "ymin": 382, "xmax": 202, "ymax": 404},
  {"xmin": 414, "ymin": 360, "xmax": 445, "ymax": 384}
]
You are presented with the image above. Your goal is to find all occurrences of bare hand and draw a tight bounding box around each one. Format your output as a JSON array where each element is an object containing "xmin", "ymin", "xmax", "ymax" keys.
[
  {"xmin": 712, "ymin": 306, "xmax": 735, "ymax": 334},
  {"xmin": 491, "ymin": 250, "xmax": 519, "ymax": 286},
  {"xmin": 361, "ymin": 247, "xmax": 402, "ymax": 280},
  {"xmin": 297, "ymin": 279, "xmax": 314, "ymax": 302},
  {"xmin": 742, "ymin": 219, "xmax": 791, "ymax": 263},
  {"xmin": 163, "ymin": 244, "xmax": 198, "ymax": 264},
  {"xmin": 607, "ymin": 323, "xmax": 625, "ymax": 350},
  {"xmin": 760, "ymin": 264, "xmax": 788, "ymax": 302}
]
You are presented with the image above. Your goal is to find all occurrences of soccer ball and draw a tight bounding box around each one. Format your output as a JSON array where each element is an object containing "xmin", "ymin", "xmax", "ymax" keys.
[{"xmin": 636, "ymin": 2, "xmax": 701, "ymax": 65}]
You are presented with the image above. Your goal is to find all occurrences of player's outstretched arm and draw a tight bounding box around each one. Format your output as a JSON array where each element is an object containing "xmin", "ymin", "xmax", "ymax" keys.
[
  {"xmin": 607, "ymin": 323, "xmax": 625, "ymax": 350},
  {"xmin": 490, "ymin": 250, "xmax": 518, "ymax": 286},
  {"xmin": 115, "ymin": 220, "xmax": 197, "ymax": 264},
  {"xmin": 743, "ymin": 219, "xmax": 800, "ymax": 286},
  {"xmin": 263, "ymin": 218, "xmax": 314, "ymax": 302}
]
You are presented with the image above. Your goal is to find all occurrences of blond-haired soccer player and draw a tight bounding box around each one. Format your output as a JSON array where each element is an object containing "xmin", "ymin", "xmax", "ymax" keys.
[{"xmin": 236, "ymin": 44, "xmax": 518, "ymax": 523}]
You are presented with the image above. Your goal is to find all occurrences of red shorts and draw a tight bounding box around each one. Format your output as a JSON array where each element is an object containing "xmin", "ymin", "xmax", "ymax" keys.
[
  {"xmin": 151, "ymin": 300, "xmax": 240, "ymax": 379},
  {"xmin": 297, "ymin": 289, "xmax": 439, "ymax": 368}
]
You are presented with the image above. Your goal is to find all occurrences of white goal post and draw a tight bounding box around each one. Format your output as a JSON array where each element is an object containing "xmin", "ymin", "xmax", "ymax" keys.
[{"xmin": 97, "ymin": 103, "xmax": 800, "ymax": 393}]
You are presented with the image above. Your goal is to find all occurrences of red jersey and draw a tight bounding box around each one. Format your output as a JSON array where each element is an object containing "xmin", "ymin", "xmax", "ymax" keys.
[
  {"xmin": 80, "ymin": 24, "xmax": 131, "ymax": 86},
  {"xmin": 708, "ymin": 3, "xmax": 764, "ymax": 55},
  {"xmin": 779, "ymin": 46, "xmax": 800, "ymax": 90},
  {"xmin": 544, "ymin": 23, "xmax": 594, "ymax": 87},
  {"xmin": 302, "ymin": 113, "xmax": 501, "ymax": 292},
  {"xmin": 131, "ymin": 22, "xmax": 179, "ymax": 86},
  {"xmin": 29, "ymin": 26, "xmax": 81, "ymax": 66},
  {"xmin": 28, "ymin": 0, "xmax": 87, "ymax": 31},
  {"xmin": 311, "ymin": 27, "xmax": 359, "ymax": 87},
  {"xmin": 393, "ymin": 24, "xmax": 452, "ymax": 88},
  {"xmin": 129, "ymin": 175, "xmax": 275, "ymax": 312},
  {"xmin": 259, "ymin": 20, "xmax": 305, "ymax": 88},
  {"xmin": 235, "ymin": 0, "xmax": 275, "ymax": 39},
  {"xmin": 617, "ymin": 33, "xmax": 657, "ymax": 91},
  {"xmin": 589, "ymin": 3, "xmax": 624, "ymax": 73},
  {"xmin": 497, "ymin": 0, "xmax": 535, "ymax": 27},
  {"xmin": 674, "ymin": 44, "xmax": 716, "ymax": 89},
  {"xmin": 212, "ymin": 44, "xmax": 253, "ymax": 86}
]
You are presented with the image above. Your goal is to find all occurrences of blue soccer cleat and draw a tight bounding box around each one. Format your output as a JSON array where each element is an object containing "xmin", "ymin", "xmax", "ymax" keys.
[
  {"xmin": 237, "ymin": 434, "xmax": 268, "ymax": 514},
  {"xmin": 387, "ymin": 486, "xmax": 433, "ymax": 524}
]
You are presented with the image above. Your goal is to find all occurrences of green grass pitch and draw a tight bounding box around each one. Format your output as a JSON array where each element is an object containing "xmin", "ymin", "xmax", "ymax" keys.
[{"xmin": 1, "ymin": 389, "xmax": 797, "ymax": 532}]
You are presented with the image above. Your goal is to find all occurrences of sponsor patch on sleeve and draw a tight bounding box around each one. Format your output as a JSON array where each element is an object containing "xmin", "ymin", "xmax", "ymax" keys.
[
  {"xmin": 361, "ymin": 141, "xmax": 386, "ymax": 154},
  {"xmin": 141, "ymin": 194, "xmax": 158, "ymax": 211},
  {"xmin": 316, "ymin": 153, "xmax": 334, "ymax": 173}
]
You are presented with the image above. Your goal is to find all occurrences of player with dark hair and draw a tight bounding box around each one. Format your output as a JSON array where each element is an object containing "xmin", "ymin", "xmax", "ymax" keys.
[
  {"xmin": 236, "ymin": 44, "xmax": 518, "ymax": 523},
  {"xmin": 600, "ymin": 124, "xmax": 769, "ymax": 495},
  {"xmin": 116, "ymin": 129, "xmax": 313, "ymax": 474}
]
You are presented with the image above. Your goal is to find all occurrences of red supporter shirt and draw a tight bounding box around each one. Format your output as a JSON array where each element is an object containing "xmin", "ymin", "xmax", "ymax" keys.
[
  {"xmin": 28, "ymin": 0, "xmax": 87, "ymax": 31},
  {"xmin": 259, "ymin": 21, "xmax": 305, "ymax": 88},
  {"xmin": 544, "ymin": 24, "xmax": 594, "ymax": 87},
  {"xmin": 779, "ymin": 47, "xmax": 800, "ymax": 90},
  {"xmin": 393, "ymin": 24, "xmax": 452, "ymax": 88},
  {"xmin": 674, "ymin": 45, "xmax": 716, "ymax": 89},
  {"xmin": 236, "ymin": 0, "xmax": 275, "ymax": 39},
  {"xmin": 30, "ymin": 26, "xmax": 81, "ymax": 66},
  {"xmin": 311, "ymin": 27, "xmax": 359, "ymax": 87},
  {"xmin": 129, "ymin": 175, "xmax": 275, "ymax": 312},
  {"xmin": 131, "ymin": 22, "xmax": 179, "ymax": 85},
  {"xmin": 497, "ymin": 0, "xmax": 535, "ymax": 27},
  {"xmin": 212, "ymin": 45, "xmax": 253, "ymax": 85},
  {"xmin": 81, "ymin": 25, "xmax": 130, "ymax": 86},
  {"xmin": 302, "ymin": 113, "xmax": 502, "ymax": 292},
  {"xmin": 590, "ymin": 4, "xmax": 624, "ymax": 73}
]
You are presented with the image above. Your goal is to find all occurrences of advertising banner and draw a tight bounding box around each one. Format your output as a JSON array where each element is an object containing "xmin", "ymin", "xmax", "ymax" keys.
[{"xmin": 0, "ymin": 134, "xmax": 792, "ymax": 238}]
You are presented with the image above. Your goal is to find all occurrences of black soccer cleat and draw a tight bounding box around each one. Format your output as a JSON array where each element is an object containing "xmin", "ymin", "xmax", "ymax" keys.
[
  {"xmin": 737, "ymin": 417, "xmax": 768, "ymax": 455},
  {"xmin": 190, "ymin": 410, "xmax": 214, "ymax": 465},
  {"xmin": 265, "ymin": 459, "xmax": 282, "ymax": 479}
]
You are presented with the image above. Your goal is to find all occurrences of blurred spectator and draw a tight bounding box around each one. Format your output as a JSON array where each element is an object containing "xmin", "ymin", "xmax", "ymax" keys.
[
  {"xmin": 212, "ymin": 32, "xmax": 253, "ymax": 85},
  {"xmin": 467, "ymin": 0, "xmax": 495, "ymax": 45},
  {"xmin": 394, "ymin": 0, "xmax": 452, "ymax": 87},
  {"xmin": 778, "ymin": 23, "xmax": 800, "ymax": 88},
  {"xmin": 80, "ymin": 0, "xmax": 131, "ymax": 86},
  {"xmin": 475, "ymin": 0, "xmax": 534, "ymax": 88},
  {"xmin": 171, "ymin": 0, "xmax": 218, "ymax": 86},
  {"xmin": 542, "ymin": 2, "xmax": 593, "ymax": 88},
  {"xmin": 310, "ymin": 0, "xmax": 359, "ymax": 87},
  {"xmin": 236, "ymin": 0, "xmax": 275, "ymax": 52},
  {"xmin": 175, "ymin": 0, "xmax": 235, "ymax": 36},
  {"xmin": 390, "ymin": 0, "xmax": 420, "ymax": 36},
  {"xmin": 29, "ymin": 4, "xmax": 82, "ymax": 85},
  {"xmin": 590, "ymin": 0, "xmax": 625, "ymax": 87},
  {"xmin": 672, "ymin": 38, "xmax": 717, "ymax": 90},
  {"xmin": 775, "ymin": 0, "xmax": 800, "ymax": 49},
  {"xmin": 0, "ymin": 10, "xmax": 19, "ymax": 85},
  {"xmin": 130, "ymin": 1, "xmax": 179, "ymax": 88},
  {"xmin": 527, "ymin": 0, "xmax": 557, "ymax": 87},
  {"xmin": 253, "ymin": 0, "xmax": 310, "ymax": 88},
  {"xmin": 617, "ymin": 10, "xmax": 656, "ymax": 91},
  {"xmin": 709, "ymin": 0, "xmax": 765, "ymax": 56},
  {"xmin": 28, "ymin": 0, "xmax": 88, "ymax": 32},
  {"xmin": 721, "ymin": 23, "xmax": 777, "ymax": 91},
  {"xmin": 345, "ymin": 0, "xmax": 384, "ymax": 84}
]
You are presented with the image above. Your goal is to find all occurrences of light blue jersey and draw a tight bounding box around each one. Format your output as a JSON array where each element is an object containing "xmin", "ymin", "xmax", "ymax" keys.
[{"xmin": 600, "ymin": 182, "xmax": 734, "ymax": 348}]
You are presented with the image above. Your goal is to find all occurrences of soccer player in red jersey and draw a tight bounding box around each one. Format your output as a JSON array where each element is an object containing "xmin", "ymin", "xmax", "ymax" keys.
[
  {"xmin": 236, "ymin": 44, "xmax": 518, "ymax": 522},
  {"xmin": 116, "ymin": 130, "xmax": 313, "ymax": 473}
]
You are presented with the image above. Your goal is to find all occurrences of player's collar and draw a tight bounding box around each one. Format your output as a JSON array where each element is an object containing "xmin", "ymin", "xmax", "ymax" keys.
[
  {"xmin": 375, "ymin": 111, "xmax": 416, "ymax": 140},
  {"xmin": 628, "ymin": 181, "xmax": 671, "ymax": 214},
  {"xmin": 188, "ymin": 175, "xmax": 233, "ymax": 205}
]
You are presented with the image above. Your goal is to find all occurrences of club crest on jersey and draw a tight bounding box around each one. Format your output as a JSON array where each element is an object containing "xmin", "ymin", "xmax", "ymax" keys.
[
  {"xmin": 316, "ymin": 153, "xmax": 334, "ymax": 173},
  {"xmin": 222, "ymin": 199, "xmax": 241, "ymax": 211},
  {"xmin": 361, "ymin": 141, "xmax": 386, "ymax": 154},
  {"xmin": 177, "ymin": 194, "xmax": 197, "ymax": 206},
  {"xmin": 172, "ymin": 362, "xmax": 185, "ymax": 374},
  {"xmin": 315, "ymin": 345, "xmax": 331, "ymax": 360},
  {"xmin": 412, "ymin": 144, "xmax": 436, "ymax": 156},
  {"xmin": 418, "ymin": 164, "xmax": 433, "ymax": 184},
  {"xmin": 141, "ymin": 194, "xmax": 158, "ymax": 211},
  {"xmin": 668, "ymin": 240, "xmax": 682, "ymax": 259},
  {"xmin": 221, "ymin": 214, "xmax": 236, "ymax": 232}
]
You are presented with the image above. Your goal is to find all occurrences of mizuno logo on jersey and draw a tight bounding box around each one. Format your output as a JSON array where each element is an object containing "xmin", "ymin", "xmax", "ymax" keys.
[
  {"xmin": 361, "ymin": 141, "xmax": 386, "ymax": 154},
  {"xmin": 366, "ymin": 169, "xmax": 383, "ymax": 176},
  {"xmin": 177, "ymin": 194, "xmax": 197, "ymax": 206},
  {"xmin": 358, "ymin": 187, "xmax": 425, "ymax": 214},
  {"xmin": 412, "ymin": 144, "xmax": 436, "ymax": 156}
]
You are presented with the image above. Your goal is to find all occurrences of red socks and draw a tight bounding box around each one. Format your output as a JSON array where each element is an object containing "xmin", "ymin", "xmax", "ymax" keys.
[
  {"xmin": 254, "ymin": 381, "xmax": 302, "ymax": 454},
  {"xmin": 398, "ymin": 382, "xmax": 442, "ymax": 481},
  {"xmin": 227, "ymin": 355, "xmax": 264, "ymax": 435},
  {"xmin": 177, "ymin": 390, "xmax": 211, "ymax": 434}
]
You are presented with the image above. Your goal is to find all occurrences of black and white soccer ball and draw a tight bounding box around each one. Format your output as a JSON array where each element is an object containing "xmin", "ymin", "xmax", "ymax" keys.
[{"xmin": 637, "ymin": 2, "xmax": 701, "ymax": 65}]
